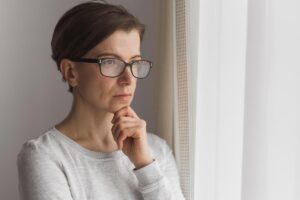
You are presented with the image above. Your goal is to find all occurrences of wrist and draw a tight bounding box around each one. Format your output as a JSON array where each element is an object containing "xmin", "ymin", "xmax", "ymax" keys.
[{"xmin": 133, "ymin": 157, "xmax": 154, "ymax": 169}]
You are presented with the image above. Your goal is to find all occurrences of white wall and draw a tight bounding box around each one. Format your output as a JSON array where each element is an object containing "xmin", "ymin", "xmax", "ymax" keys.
[{"xmin": 0, "ymin": 0, "xmax": 156, "ymax": 199}]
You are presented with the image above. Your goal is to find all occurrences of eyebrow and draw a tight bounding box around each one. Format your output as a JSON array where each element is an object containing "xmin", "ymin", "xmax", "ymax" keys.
[{"xmin": 95, "ymin": 53, "xmax": 142, "ymax": 60}]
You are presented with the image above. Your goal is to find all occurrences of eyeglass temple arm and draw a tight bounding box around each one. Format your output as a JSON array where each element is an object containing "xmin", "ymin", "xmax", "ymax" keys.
[{"xmin": 69, "ymin": 58, "xmax": 99, "ymax": 63}]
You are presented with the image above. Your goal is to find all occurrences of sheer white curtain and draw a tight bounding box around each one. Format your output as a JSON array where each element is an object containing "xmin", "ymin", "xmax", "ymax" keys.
[
  {"xmin": 191, "ymin": 0, "xmax": 248, "ymax": 199},
  {"xmin": 242, "ymin": 0, "xmax": 300, "ymax": 199},
  {"xmin": 155, "ymin": 0, "xmax": 300, "ymax": 200},
  {"xmin": 190, "ymin": 0, "xmax": 300, "ymax": 200}
]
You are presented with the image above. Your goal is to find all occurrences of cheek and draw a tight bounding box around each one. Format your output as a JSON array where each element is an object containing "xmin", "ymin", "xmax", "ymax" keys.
[
  {"xmin": 78, "ymin": 66, "xmax": 98, "ymax": 80},
  {"xmin": 77, "ymin": 69, "xmax": 101, "ymax": 92},
  {"xmin": 132, "ymin": 79, "xmax": 137, "ymax": 91},
  {"xmin": 86, "ymin": 74, "xmax": 115, "ymax": 96}
]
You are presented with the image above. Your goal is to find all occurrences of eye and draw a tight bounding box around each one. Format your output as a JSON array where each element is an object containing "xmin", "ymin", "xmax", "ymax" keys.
[
  {"xmin": 102, "ymin": 58, "xmax": 117, "ymax": 65},
  {"xmin": 106, "ymin": 59, "xmax": 115, "ymax": 64}
]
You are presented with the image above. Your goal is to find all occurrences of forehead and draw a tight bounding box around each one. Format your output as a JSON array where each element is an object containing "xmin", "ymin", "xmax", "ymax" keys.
[{"xmin": 88, "ymin": 29, "xmax": 141, "ymax": 60}]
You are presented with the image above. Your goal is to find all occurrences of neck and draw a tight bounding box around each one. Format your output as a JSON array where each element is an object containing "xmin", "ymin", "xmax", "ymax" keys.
[{"xmin": 55, "ymin": 95, "xmax": 118, "ymax": 152}]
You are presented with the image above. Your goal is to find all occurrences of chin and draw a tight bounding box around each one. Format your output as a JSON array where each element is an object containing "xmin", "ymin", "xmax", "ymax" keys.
[{"xmin": 108, "ymin": 102, "xmax": 132, "ymax": 113}]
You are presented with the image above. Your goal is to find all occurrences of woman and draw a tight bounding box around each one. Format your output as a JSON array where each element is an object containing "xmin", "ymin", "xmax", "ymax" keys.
[{"xmin": 17, "ymin": 1, "xmax": 185, "ymax": 200}]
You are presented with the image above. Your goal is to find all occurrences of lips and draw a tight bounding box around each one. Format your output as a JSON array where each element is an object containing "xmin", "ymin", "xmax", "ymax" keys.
[
  {"xmin": 114, "ymin": 93, "xmax": 132, "ymax": 97},
  {"xmin": 113, "ymin": 93, "xmax": 132, "ymax": 101}
]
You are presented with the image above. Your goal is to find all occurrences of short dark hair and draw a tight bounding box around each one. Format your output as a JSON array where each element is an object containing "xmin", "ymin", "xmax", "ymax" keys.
[{"xmin": 51, "ymin": 1, "xmax": 145, "ymax": 92}]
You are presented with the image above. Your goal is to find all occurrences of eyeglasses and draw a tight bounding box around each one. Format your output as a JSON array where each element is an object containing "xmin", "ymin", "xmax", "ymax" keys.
[{"xmin": 69, "ymin": 57, "xmax": 152, "ymax": 79}]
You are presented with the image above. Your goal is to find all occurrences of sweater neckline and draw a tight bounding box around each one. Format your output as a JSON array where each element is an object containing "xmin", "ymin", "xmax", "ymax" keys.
[{"xmin": 51, "ymin": 126, "xmax": 124, "ymax": 160}]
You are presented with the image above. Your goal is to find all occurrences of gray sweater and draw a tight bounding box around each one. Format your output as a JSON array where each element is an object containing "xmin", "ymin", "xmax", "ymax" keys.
[{"xmin": 17, "ymin": 127, "xmax": 185, "ymax": 200}]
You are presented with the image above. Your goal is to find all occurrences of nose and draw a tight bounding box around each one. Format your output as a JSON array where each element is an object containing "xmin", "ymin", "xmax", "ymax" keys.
[{"xmin": 117, "ymin": 65, "xmax": 135, "ymax": 85}]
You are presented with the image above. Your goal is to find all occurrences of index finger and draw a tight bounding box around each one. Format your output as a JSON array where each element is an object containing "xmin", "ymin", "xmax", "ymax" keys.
[{"xmin": 112, "ymin": 106, "xmax": 139, "ymax": 122}]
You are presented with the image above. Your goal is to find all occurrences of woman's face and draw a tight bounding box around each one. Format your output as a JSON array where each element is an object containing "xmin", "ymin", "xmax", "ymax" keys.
[{"xmin": 73, "ymin": 29, "xmax": 140, "ymax": 113}]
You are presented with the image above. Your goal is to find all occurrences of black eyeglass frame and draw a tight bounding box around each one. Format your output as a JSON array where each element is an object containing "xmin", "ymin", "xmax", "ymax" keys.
[{"xmin": 69, "ymin": 57, "xmax": 153, "ymax": 79}]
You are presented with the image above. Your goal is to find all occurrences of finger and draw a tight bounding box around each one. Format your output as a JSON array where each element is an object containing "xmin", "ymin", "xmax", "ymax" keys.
[
  {"xmin": 111, "ymin": 119, "xmax": 138, "ymax": 137},
  {"xmin": 112, "ymin": 106, "xmax": 139, "ymax": 123},
  {"xmin": 112, "ymin": 116, "xmax": 136, "ymax": 125},
  {"xmin": 117, "ymin": 127, "xmax": 139, "ymax": 149},
  {"xmin": 112, "ymin": 119, "xmax": 140, "ymax": 138},
  {"xmin": 111, "ymin": 116, "xmax": 137, "ymax": 133},
  {"xmin": 114, "ymin": 119, "xmax": 147, "ymax": 135}
]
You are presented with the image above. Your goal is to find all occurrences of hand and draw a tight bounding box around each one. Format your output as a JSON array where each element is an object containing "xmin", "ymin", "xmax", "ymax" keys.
[{"xmin": 111, "ymin": 106, "xmax": 153, "ymax": 169}]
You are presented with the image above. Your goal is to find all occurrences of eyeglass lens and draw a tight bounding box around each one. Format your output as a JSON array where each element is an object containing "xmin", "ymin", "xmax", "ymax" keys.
[{"xmin": 100, "ymin": 58, "xmax": 151, "ymax": 78}]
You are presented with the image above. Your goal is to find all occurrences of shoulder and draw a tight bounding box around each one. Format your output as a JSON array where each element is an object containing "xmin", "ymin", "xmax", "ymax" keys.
[
  {"xmin": 147, "ymin": 132, "xmax": 173, "ymax": 163},
  {"xmin": 17, "ymin": 128, "xmax": 60, "ymax": 163}
]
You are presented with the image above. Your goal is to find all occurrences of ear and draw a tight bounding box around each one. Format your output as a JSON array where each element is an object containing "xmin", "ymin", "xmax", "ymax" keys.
[{"xmin": 59, "ymin": 59, "xmax": 78, "ymax": 88}]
